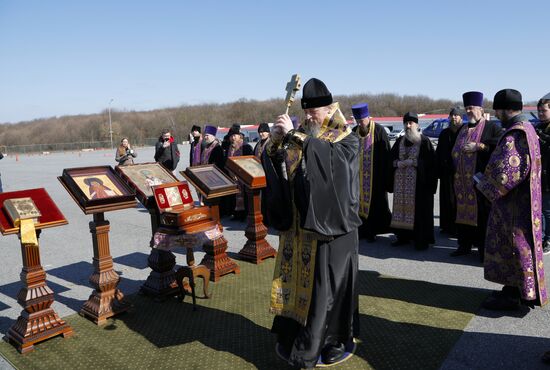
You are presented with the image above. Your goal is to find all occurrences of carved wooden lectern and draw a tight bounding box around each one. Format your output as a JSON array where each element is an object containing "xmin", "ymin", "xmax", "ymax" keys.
[
  {"xmin": 225, "ymin": 156, "xmax": 276, "ymax": 264},
  {"xmin": 181, "ymin": 164, "xmax": 241, "ymax": 281},
  {"xmin": 115, "ymin": 163, "xmax": 182, "ymax": 299},
  {"xmin": 0, "ymin": 188, "xmax": 73, "ymax": 353},
  {"xmin": 59, "ymin": 166, "xmax": 137, "ymax": 325}
]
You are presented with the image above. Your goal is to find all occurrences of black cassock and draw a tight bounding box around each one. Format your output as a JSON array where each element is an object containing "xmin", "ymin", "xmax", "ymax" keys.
[
  {"xmin": 262, "ymin": 132, "xmax": 361, "ymax": 368},
  {"xmin": 353, "ymin": 123, "xmax": 392, "ymax": 238},
  {"xmin": 435, "ymin": 127, "xmax": 460, "ymax": 234},
  {"xmin": 389, "ymin": 135, "xmax": 437, "ymax": 248}
]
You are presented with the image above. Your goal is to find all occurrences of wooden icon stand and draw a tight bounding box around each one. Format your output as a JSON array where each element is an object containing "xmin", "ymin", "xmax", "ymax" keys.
[
  {"xmin": 140, "ymin": 207, "xmax": 180, "ymax": 299},
  {"xmin": 0, "ymin": 188, "xmax": 73, "ymax": 353},
  {"xmin": 115, "ymin": 163, "xmax": 185, "ymax": 299},
  {"xmin": 239, "ymin": 186, "xmax": 276, "ymax": 263},
  {"xmin": 79, "ymin": 212, "xmax": 131, "ymax": 325},
  {"xmin": 181, "ymin": 165, "xmax": 241, "ymax": 281},
  {"xmin": 59, "ymin": 166, "xmax": 137, "ymax": 325},
  {"xmin": 225, "ymin": 156, "xmax": 276, "ymax": 264}
]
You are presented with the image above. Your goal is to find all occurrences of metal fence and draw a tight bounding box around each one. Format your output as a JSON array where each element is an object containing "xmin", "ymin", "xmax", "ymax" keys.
[{"xmin": 3, "ymin": 138, "xmax": 161, "ymax": 155}]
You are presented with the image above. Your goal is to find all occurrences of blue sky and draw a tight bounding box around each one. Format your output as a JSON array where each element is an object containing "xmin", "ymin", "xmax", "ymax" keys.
[{"xmin": 0, "ymin": 0, "xmax": 547, "ymax": 123}]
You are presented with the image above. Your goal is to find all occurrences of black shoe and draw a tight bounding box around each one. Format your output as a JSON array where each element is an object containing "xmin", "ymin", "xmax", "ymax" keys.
[
  {"xmin": 321, "ymin": 343, "xmax": 346, "ymax": 365},
  {"xmin": 450, "ymin": 247, "xmax": 471, "ymax": 257},
  {"xmin": 391, "ymin": 239, "xmax": 409, "ymax": 247},
  {"xmin": 544, "ymin": 240, "xmax": 550, "ymax": 255},
  {"xmin": 482, "ymin": 294, "xmax": 520, "ymax": 311}
]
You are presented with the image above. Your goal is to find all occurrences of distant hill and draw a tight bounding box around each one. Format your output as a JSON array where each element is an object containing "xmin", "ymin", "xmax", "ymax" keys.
[{"xmin": 0, "ymin": 93, "xmax": 473, "ymax": 150}]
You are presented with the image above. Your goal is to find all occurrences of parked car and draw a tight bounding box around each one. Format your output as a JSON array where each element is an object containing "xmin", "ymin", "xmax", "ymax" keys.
[{"xmin": 423, "ymin": 119, "xmax": 452, "ymax": 138}]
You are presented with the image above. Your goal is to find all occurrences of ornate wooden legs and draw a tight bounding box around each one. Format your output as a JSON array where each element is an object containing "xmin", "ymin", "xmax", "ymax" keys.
[
  {"xmin": 199, "ymin": 201, "xmax": 240, "ymax": 281},
  {"xmin": 140, "ymin": 209, "xmax": 179, "ymax": 298},
  {"xmin": 140, "ymin": 248, "xmax": 179, "ymax": 297},
  {"xmin": 80, "ymin": 213, "xmax": 129, "ymax": 325},
  {"xmin": 200, "ymin": 234, "xmax": 240, "ymax": 281},
  {"xmin": 238, "ymin": 188, "xmax": 276, "ymax": 264},
  {"xmin": 5, "ymin": 231, "xmax": 73, "ymax": 353}
]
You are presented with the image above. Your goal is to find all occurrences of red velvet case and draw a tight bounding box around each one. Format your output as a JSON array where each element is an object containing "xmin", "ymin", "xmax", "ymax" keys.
[
  {"xmin": 152, "ymin": 182, "xmax": 213, "ymax": 232},
  {"xmin": 152, "ymin": 182, "xmax": 194, "ymax": 212}
]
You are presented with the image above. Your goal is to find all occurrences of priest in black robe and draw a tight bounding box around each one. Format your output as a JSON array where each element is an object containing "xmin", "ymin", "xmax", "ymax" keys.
[
  {"xmin": 351, "ymin": 102, "xmax": 391, "ymax": 241},
  {"xmin": 263, "ymin": 78, "xmax": 361, "ymax": 368},
  {"xmin": 254, "ymin": 122, "xmax": 271, "ymax": 158},
  {"xmin": 199, "ymin": 125, "xmax": 225, "ymax": 169},
  {"xmin": 389, "ymin": 112, "xmax": 437, "ymax": 249},
  {"xmin": 449, "ymin": 92, "xmax": 502, "ymax": 261},
  {"xmin": 435, "ymin": 108, "xmax": 463, "ymax": 236}
]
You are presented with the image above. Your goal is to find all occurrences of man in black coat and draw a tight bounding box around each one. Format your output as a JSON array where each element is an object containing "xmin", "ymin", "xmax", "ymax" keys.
[{"xmin": 154, "ymin": 128, "xmax": 180, "ymax": 171}]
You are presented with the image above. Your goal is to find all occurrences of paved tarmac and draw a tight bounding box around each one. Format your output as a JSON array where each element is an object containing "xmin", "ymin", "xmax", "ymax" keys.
[{"xmin": 0, "ymin": 144, "xmax": 549, "ymax": 369}]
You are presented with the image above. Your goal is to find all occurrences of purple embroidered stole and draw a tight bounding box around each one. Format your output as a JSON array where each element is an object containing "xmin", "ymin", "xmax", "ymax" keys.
[
  {"xmin": 191, "ymin": 138, "xmax": 202, "ymax": 166},
  {"xmin": 228, "ymin": 144, "xmax": 245, "ymax": 211},
  {"xmin": 452, "ymin": 119, "xmax": 486, "ymax": 226},
  {"xmin": 358, "ymin": 121, "xmax": 375, "ymax": 218},
  {"xmin": 523, "ymin": 124, "xmax": 548, "ymax": 305},
  {"xmin": 200, "ymin": 140, "xmax": 219, "ymax": 165},
  {"xmin": 391, "ymin": 139, "xmax": 420, "ymax": 230}
]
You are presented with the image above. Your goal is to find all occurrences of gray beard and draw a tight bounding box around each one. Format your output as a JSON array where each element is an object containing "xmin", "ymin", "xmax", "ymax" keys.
[
  {"xmin": 405, "ymin": 129, "xmax": 421, "ymax": 144},
  {"xmin": 304, "ymin": 121, "xmax": 321, "ymax": 137}
]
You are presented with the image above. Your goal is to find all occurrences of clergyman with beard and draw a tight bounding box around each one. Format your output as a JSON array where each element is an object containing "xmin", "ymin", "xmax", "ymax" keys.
[
  {"xmin": 199, "ymin": 125, "xmax": 225, "ymax": 169},
  {"xmin": 389, "ymin": 112, "xmax": 437, "ymax": 250},
  {"xmin": 435, "ymin": 108, "xmax": 464, "ymax": 236},
  {"xmin": 262, "ymin": 78, "xmax": 361, "ymax": 368},
  {"xmin": 476, "ymin": 89, "xmax": 547, "ymax": 311},
  {"xmin": 449, "ymin": 91, "xmax": 502, "ymax": 261},
  {"xmin": 351, "ymin": 102, "xmax": 392, "ymax": 242}
]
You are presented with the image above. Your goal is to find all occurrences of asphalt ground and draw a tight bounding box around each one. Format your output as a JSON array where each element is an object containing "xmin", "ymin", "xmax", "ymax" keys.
[{"xmin": 0, "ymin": 144, "xmax": 549, "ymax": 370}]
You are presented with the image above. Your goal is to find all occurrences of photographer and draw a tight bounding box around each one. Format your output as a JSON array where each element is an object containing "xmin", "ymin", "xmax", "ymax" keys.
[
  {"xmin": 115, "ymin": 137, "xmax": 137, "ymax": 166},
  {"xmin": 154, "ymin": 128, "xmax": 180, "ymax": 171}
]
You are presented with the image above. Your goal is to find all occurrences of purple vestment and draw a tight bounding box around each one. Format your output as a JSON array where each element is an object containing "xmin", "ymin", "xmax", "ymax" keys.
[
  {"xmin": 452, "ymin": 119, "xmax": 486, "ymax": 226},
  {"xmin": 477, "ymin": 121, "xmax": 547, "ymax": 305}
]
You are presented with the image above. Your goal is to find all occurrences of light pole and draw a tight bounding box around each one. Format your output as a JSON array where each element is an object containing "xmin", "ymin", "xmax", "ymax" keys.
[{"xmin": 108, "ymin": 98, "xmax": 114, "ymax": 149}]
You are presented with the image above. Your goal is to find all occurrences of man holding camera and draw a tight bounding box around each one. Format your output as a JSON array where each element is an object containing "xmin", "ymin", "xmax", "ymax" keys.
[{"xmin": 154, "ymin": 129, "xmax": 180, "ymax": 171}]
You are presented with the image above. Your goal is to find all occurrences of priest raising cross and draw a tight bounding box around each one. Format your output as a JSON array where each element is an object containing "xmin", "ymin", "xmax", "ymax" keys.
[
  {"xmin": 284, "ymin": 74, "xmax": 301, "ymax": 115},
  {"xmin": 263, "ymin": 77, "xmax": 361, "ymax": 368}
]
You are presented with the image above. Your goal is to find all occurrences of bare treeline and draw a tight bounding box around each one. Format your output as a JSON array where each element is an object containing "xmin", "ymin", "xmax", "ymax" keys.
[{"xmin": 0, "ymin": 93, "xmax": 470, "ymax": 148}]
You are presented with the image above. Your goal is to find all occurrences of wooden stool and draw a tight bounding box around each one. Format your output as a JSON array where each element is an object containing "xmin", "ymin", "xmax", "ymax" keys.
[{"xmin": 176, "ymin": 248, "xmax": 211, "ymax": 310}]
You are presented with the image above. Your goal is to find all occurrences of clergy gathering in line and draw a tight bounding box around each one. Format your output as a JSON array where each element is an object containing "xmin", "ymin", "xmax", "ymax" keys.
[
  {"xmin": 4, "ymin": 76, "xmax": 547, "ymax": 368},
  {"xmin": 176, "ymin": 77, "xmax": 550, "ymax": 368}
]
